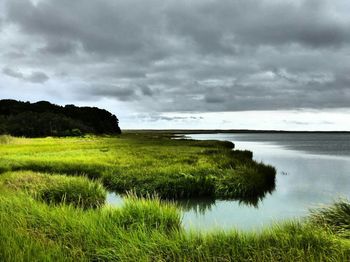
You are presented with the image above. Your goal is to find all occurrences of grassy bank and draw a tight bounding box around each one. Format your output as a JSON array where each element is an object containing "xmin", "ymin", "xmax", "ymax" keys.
[
  {"xmin": 0, "ymin": 133, "xmax": 275, "ymax": 201},
  {"xmin": 0, "ymin": 190, "xmax": 349, "ymax": 261},
  {"xmin": 1, "ymin": 171, "xmax": 106, "ymax": 208},
  {"xmin": 1, "ymin": 133, "xmax": 349, "ymax": 261}
]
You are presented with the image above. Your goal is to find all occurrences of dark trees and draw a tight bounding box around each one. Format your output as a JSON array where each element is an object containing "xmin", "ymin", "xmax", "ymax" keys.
[{"xmin": 0, "ymin": 99, "xmax": 121, "ymax": 137}]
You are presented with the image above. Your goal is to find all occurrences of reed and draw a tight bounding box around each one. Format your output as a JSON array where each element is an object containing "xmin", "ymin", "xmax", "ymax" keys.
[
  {"xmin": 1, "ymin": 171, "xmax": 106, "ymax": 208},
  {"xmin": 0, "ymin": 192, "xmax": 349, "ymax": 261},
  {"xmin": 309, "ymin": 198, "xmax": 350, "ymax": 239}
]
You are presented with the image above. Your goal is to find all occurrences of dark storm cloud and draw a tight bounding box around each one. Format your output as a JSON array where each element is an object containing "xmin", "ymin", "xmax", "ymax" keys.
[
  {"xmin": 2, "ymin": 67, "xmax": 24, "ymax": 79},
  {"xmin": 2, "ymin": 67, "xmax": 49, "ymax": 83},
  {"xmin": 26, "ymin": 71, "xmax": 49, "ymax": 83},
  {"xmin": 83, "ymin": 85, "xmax": 137, "ymax": 101},
  {"xmin": 140, "ymin": 85, "xmax": 154, "ymax": 97},
  {"xmin": 205, "ymin": 96, "xmax": 226, "ymax": 104},
  {"xmin": 166, "ymin": 0, "xmax": 350, "ymax": 52},
  {"xmin": 39, "ymin": 40, "xmax": 77, "ymax": 55},
  {"xmin": 1, "ymin": 0, "xmax": 350, "ymax": 112},
  {"xmin": 5, "ymin": 0, "xmax": 164, "ymax": 57}
]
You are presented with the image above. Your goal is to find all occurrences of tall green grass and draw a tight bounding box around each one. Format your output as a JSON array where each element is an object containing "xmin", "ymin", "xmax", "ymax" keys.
[
  {"xmin": 2, "ymin": 133, "xmax": 347, "ymax": 260},
  {"xmin": 0, "ymin": 159, "xmax": 348, "ymax": 260},
  {"xmin": 0, "ymin": 192, "xmax": 182, "ymax": 261},
  {"xmin": 0, "ymin": 191, "xmax": 349, "ymax": 261},
  {"xmin": 0, "ymin": 133, "xmax": 276, "ymax": 201},
  {"xmin": 309, "ymin": 199, "xmax": 350, "ymax": 239},
  {"xmin": 1, "ymin": 171, "xmax": 106, "ymax": 208}
]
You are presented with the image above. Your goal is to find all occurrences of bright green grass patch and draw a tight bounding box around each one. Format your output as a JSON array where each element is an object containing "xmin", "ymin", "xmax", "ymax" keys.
[
  {"xmin": 0, "ymin": 191, "xmax": 349, "ymax": 261},
  {"xmin": 0, "ymin": 193, "xmax": 182, "ymax": 261},
  {"xmin": 1, "ymin": 171, "xmax": 106, "ymax": 209},
  {"xmin": 0, "ymin": 133, "xmax": 276, "ymax": 201}
]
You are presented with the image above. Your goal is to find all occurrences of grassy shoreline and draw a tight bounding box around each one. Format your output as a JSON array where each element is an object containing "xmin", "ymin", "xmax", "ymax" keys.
[
  {"xmin": 0, "ymin": 133, "xmax": 349, "ymax": 261},
  {"xmin": 0, "ymin": 132, "xmax": 276, "ymax": 201},
  {"xmin": 1, "ymin": 184, "xmax": 349, "ymax": 261}
]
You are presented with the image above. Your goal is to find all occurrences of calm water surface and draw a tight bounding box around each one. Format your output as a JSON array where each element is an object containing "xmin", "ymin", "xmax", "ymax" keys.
[{"xmin": 107, "ymin": 133, "xmax": 350, "ymax": 231}]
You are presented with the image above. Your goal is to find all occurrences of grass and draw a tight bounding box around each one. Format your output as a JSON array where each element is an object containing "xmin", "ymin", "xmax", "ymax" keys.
[
  {"xmin": 309, "ymin": 199, "xmax": 350, "ymax": 239},
  {"xmin": 1, "ymin": 171, "xmax": 106, "ymax": 208},
  {"xmin": 0, "ymin": 132, "xmax": 276, "ymax": 201},
  {"xmin": 0, "ymin": 135, "xmax": 14, "ymax": 144},
  {"xmin": 0, "ymin": 190, "xmax": 349, "ymax": 261},
  {"xmin": 0, "ymin": 132, "xmax": 349, "ymax": 261}
]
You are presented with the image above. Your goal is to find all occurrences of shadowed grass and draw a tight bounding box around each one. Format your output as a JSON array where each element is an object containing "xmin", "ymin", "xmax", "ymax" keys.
[
  {"xmin": 0, "ymin": 135, "xmax": 15, "ymax": 144},
  {"xmin": 309, "ymin": 199, "xmax": 350, "ymax": 239}
]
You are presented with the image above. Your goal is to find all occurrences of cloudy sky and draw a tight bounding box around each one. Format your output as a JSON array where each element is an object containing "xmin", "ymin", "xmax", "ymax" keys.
[{"xmin": 1, "ymin": 0, "xmax": 350, "ymax": 130}]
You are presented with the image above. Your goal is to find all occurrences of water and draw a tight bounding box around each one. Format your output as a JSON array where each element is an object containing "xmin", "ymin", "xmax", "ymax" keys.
[{"xmin": 107, "ymin": 133, "xmax": 350, "ymax": 231}]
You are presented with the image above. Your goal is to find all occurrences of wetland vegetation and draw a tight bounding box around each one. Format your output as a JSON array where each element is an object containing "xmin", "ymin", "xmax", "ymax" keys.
[
  {"xmin": 0, "ymin": 132, "xmax": 275, "ymax": 201},
  {"xmin": 0, "ymin": 133, "xmax": 349, "ymax": 261}
]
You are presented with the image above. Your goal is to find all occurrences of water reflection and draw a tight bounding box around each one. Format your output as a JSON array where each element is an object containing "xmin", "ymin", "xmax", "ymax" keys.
[
  {"xmin": 107, "ymin": 179, "xmax": 275, "ymax": 216},
  {"xmin": 183, "ymin": 133, "xmax": 350, "ymax": 231},
  {"xmin": 175, "ymin": 198, "xmax": 215, "ymax": 214},
  {"xmin": 174, "ymin": 191, "xmax": 275, "ymax": 215},
  {"xmin": 106, "ymin": 192, "xmax": 216, "ymax": 215},
  {"xmin": 106, "ymin": 133, "xmax": 350, "ymax": 231}
]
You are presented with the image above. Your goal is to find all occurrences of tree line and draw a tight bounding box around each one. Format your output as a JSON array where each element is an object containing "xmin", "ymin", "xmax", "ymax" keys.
[{"xmin": 0, "ymin": 100, "xmax": 121, "ymax": 137}]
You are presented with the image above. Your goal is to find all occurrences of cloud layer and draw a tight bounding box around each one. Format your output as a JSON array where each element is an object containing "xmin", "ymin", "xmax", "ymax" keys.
[{"xmin": 1, "ymin": 0, "xmax": 350, "ymax": 122}]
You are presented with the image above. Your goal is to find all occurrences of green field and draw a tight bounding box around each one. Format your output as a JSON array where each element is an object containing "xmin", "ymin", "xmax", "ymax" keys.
[{"xmin": 0, "ymin": 133, "xmax": 349, "ymax": 261}]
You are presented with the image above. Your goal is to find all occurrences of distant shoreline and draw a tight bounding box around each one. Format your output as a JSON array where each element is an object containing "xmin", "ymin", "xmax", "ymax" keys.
[{"xmin": 123, "ymin": 129, "xmax": 350, "ymax": 134}]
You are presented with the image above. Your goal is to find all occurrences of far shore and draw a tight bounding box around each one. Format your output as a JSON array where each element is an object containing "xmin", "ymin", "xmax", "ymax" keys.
[{"xmin": 123, "ymin": 129, "xmax": 350, "ymax": 134}]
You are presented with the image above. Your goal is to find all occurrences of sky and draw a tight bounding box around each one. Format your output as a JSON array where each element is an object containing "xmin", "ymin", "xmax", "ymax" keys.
[{"xmin": 0, "ymin": 0, "xmax": 350, "ymax": 130}]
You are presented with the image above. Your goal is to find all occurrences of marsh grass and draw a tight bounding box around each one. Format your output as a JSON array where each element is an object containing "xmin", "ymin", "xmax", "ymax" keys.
[
  {"xmin": 1, "ymin": 133, "xmax": 349, "ymax": 261},
  {"xmin": 1, "ymin": 171, "xmax": 106, "ymax": 208},
  {"xmin": 0, "ymin": 133, "xmax": 276, "ymax": 200},
  {"xmin": 0, "ymin": 192, "xmax": 182, "ymax": 261},
  {"xmin": 117, "ymin": 193, "xmax": 182, "ymax": 232},
  {"xmin": 309, "ymin": 199, "xmax": 350, "ymax": 239},
  {"xmin": 0, "ymin": 191, "xmax": 349, "ymax": 261}
]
